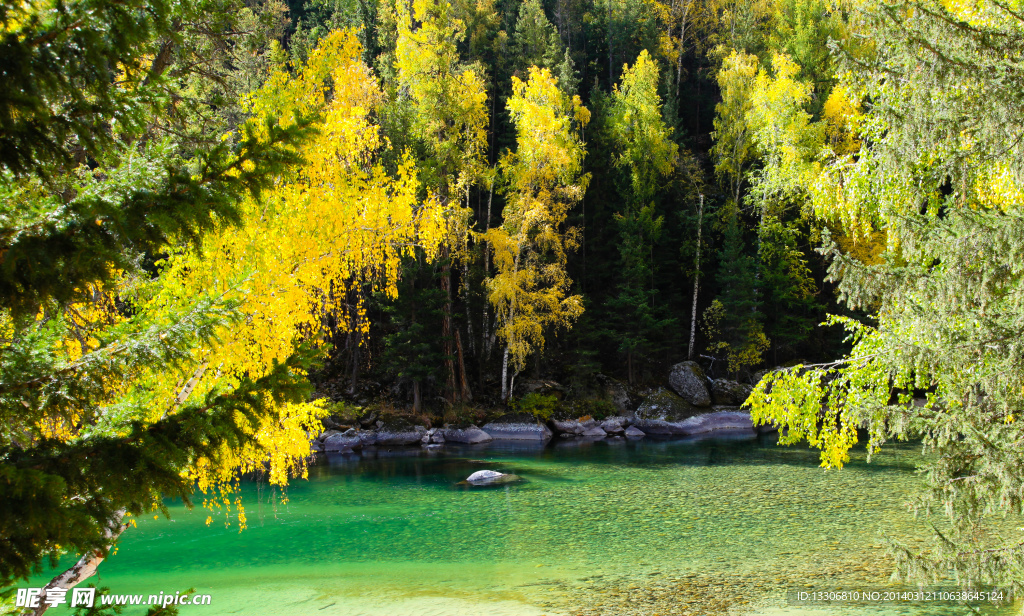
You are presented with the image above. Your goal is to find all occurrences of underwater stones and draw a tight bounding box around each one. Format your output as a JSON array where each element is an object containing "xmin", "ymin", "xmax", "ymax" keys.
[
  {"xmin": 482, "ymin": 413, "xmax": 553, "ymax": 440},
  {"xmin": 668, "ymin": 361, "xmax": 712, "ymax": 406},
  {"xmin": 710, "ymin": 379, "xmax": 753, "ymax": 406},
  {"xmin": 464, "ymin": 470, "xmax": 522, "ymax": 485},
  {"xmin": 439, "ymin": 425, "xmax": 493, "ymax": 444},
  {"xmin": 624, "ymin": 426, "xmax": 646, "ymax": 438}
]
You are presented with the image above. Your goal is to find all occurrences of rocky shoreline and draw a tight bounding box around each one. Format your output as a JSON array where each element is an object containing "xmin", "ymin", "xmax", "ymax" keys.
[{"xmin": 311, "ymin": 361, "xmax": 777, "ymax": 454}]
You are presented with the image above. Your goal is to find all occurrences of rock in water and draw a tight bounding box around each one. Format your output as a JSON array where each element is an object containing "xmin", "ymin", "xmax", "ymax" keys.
[
  {"xmin": 668, "ymin": 361, "xmax": 712, "ymax": 406},
  {"xmin": 323, "ymin": 433, "xmax": 362, "ymax": 452},
  {"xmin": 482, "ymin": 413, "xmax": 553, "ymax": 440},
  {"xmin": 440, "ymin": 426, "xmax": 493, "ymax": 444},
  {"xmin": 465, "ymin": 470, "xmax": 522, "ymax": 485},
  {"xmin": 624, "ymin": 426, "xmax": 646, "ymax": 438}
]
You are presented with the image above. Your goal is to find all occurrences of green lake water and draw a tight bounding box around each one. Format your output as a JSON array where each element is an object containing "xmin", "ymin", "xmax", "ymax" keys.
[{"xmin": 33, "ymin": 433, "xmax": 1021, "ymax": 615}]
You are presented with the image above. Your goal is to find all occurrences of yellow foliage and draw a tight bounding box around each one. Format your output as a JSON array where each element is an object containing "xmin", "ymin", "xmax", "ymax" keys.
[
  {"xmin": 144, "ymin": 29, "xmax": 446, "ymax": 517},
  {"xmin": 486, "ymin": 67, "xmax": 589, "ymax": 379},
  {"xmin": 822, "ymin": 84, "xmax": 862, "ymax": 156}
]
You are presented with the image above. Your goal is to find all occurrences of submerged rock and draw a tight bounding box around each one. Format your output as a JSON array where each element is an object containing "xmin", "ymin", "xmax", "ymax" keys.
[
  {"xmin": 464, "ymin": 470, "xmax": 522, "ymax": 486},
  {"xmin": 668, "ymin": 361, "xmax": 712, "ymax": 407}
]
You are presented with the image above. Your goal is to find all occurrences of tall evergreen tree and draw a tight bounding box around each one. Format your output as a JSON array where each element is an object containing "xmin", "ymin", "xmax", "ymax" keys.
[
  {"xmin": 748, "ymin": 0, "xmax": 1024, "ymax": 592},
  {"xmin": 0, "ymin": 0, "xmax": 311, "ymax": 594}
]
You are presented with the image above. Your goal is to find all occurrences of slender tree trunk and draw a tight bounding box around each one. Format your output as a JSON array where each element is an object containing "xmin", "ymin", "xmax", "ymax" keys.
[
  {"xmin": 501, "ymin": 345, "xmax": 510, "ymax": 401},
  {"xmin": 688, "ymin": 194, "xmax": 704, "ymax": 360},
  {"xmin": 349, "ymin": 332, "xmax": 360, "ymax": 394},
  {"xmin": 456, "ymin": 328, "xmax": 472, "ymax": 402},
  {"xmin": 482, "ymin": 181, "xmax": 494, "ymax": 360},
  {"xmin": 674, "ymin": 1, "xmax": 691, "ymax": 100},
  {"xmin": 33, "ymin": 510, "xmax": 127, "ymax": 616},
  {"xmin": 440, "ymin": 249, "xmax": 458, "ymax": 403},
  {"xmin": 413, "ymin": 380, "xmax": 422, "ymax": 414}
]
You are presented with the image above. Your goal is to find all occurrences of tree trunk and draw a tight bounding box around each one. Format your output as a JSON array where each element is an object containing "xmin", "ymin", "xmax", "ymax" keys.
[
  {"xmin": 501, "ymin": 345, "xmax": 510, "ymax": 401},
  {"xmin": 455, "ymin": 328, "xmax": 472, "ymax": 402},
  {"xmin": 688, "ymin": 194, "xmax": 704, "ymax": 360},
  {"xmin": 674, "ymin": 1, "xmax": 691, "ymax": 100},
  {"xmin": 440, "ymin": 248, "xmax": 458, "ymax": 403},
  {"xmin": 33, "ymin": 510, "xmax": 128, "ymax": 616},
  {"xmin": 349, "ymin": 330, "xmax": 360, "ymax": 395},
  {"xmin": 413, "ymin": 380, "xmax": 422, "ymax": 414},
  {"xmin": 482, "ymin": 181, "xmax": 494, "ymax": 360}
]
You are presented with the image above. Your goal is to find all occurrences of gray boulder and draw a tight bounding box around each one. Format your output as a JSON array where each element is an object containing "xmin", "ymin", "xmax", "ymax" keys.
[
  {"xmin": 624, "ymin": 425, "xmax": 646, "ymax": 438},
  {"xmin": 581, "ymin": 425, "xmax": 608, "ymax": 438},
  {"xmin": 668, "ymin": 361, "xmax": 712, "ymax": 406},
  {"xmin": 374, "ymin": 421, "xmax": 424, "ymax": 446},
  {"xmin": 710, "ymin": 379, "xmax": 754, "ymax": 406},
  {"xmin": 323, "ymin": 433, "xmax": 363, "ymax": 452},
  {"xmin": 551, "ymin": 418, "xmax": 585, "ymax": 435},
  {"xmin": 357, "ymin": 430, "xmax": 378, "ymax": 446},
  {"xmin": 600, "ymin": 417, "xmax": 627, "ymax": 435},
  {"xmin": 440, "ymin": 425, "xmax": 493, "ymax": 444},
  {"xmin": 482, "ymin": 413, "xmax": 553, "ymax": 440},
  {"xmin": 596, "ymin": 374, "xmax": 632, "ymax": 412},
  {"xmin": 634, "ymin": 388, "xmax": 755, "ymax": 436},
  {"xmin": 464, "ymin": 470, "xmax": 523, "ymax": 486}
]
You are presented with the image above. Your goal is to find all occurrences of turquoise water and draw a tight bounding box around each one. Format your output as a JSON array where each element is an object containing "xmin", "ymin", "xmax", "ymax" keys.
[{"xmin": 31, "ymin": 434, "xmax": 1020, "ymax": 615}]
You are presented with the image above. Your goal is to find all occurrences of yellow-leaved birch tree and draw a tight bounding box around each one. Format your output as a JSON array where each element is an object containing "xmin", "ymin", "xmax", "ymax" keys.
[
  {"xmin": 154, "ymin": 29, "xmax": 445, "ymax": 504},
  {"xmin": 486, "ymin": 66, "xmax": 590, "ymax": 400}
]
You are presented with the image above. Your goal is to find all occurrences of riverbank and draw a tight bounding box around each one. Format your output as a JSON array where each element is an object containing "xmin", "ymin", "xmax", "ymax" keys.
[{"xmin": 311, "ymin": 361, "xmax": 778, "ymax": 455}]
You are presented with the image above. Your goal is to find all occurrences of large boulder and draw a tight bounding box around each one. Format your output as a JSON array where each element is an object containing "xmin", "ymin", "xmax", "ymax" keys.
[
  {"xmin": 624, "ymin": 425, "xmax": 646, "ymax": 438},
  {"xmin": 600, "ymin": 417, "xmax": 627, "ymax": 435},
  {"xmin": 596, "ymin": 374, "xmax": 633, "ymax": 412},
  {"xmin": 440, "ymin": 425, "xmax": 493, "ymax": 444},
  {"xmin": 551, "ymin": 418, "xmax": 585, "ymax": 436},
  {"xmin": 323, "ymin": 432, "xmax": 363, "ymax": 452},
  {"xmin": 634, "ymin": 388, "xmax": 755, "ymax": 436},
  {"xmin": 581, "ymin": 425, "xmax": 608, "ymax": 438},
  {"xmin": 482, "ymin": 413, "xmax": 553, "ymax": 440},
  {"xmin": 374, "ymin": 420, "xmax": 426, "ymax": 446},
  {"xmin": 668, "ymin": 361, "xmax": 712, "ymax": 407},
  {"xmin": 710, "ymin": 379, "xmax": 753, "ymax": 406}
]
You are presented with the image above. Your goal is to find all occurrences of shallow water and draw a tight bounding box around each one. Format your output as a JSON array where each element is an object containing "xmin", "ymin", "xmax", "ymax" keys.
[{"xmin": 32, "ymin": 433, "xmax": 1020, "ymax": 615}]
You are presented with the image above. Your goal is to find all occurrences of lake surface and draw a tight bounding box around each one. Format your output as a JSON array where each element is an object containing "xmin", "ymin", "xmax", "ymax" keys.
[{"xmin": 33, "ymin": 433, "xmax": 1019, "ymax": 615}]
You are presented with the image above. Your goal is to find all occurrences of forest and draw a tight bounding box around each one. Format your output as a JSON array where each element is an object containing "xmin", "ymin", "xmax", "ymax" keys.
[{"xmin": 4, "ymin": 0, "xmax": 1024, "ymax": 611}]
